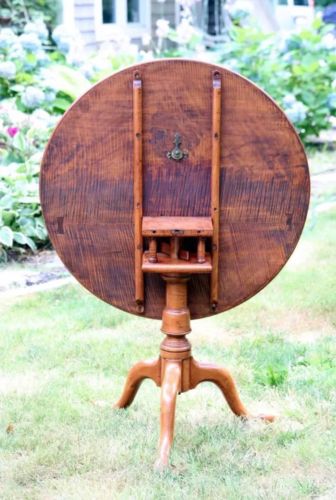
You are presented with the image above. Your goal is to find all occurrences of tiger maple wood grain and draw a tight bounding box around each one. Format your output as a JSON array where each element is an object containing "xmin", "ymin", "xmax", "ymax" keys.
[{"xmin": 40, "ymin": 59, "xmax": 310, "ymax": 320}]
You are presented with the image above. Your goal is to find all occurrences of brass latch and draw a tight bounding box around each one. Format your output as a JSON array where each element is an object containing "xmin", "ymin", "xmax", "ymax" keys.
[{"xmin": 167, "ymin": 133, "xmax": 188, "ymax": 161}]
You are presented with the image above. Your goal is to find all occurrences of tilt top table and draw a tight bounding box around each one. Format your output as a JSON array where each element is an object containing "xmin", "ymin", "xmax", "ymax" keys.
[{"xmin": 40, "ymin": 59, "xmax": 310, "ymax": 469}]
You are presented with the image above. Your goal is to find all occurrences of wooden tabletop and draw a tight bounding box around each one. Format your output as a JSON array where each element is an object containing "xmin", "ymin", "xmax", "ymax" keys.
[{"xmin": 40, "ymin": 59, "xmax": 310, "ymax": 320}]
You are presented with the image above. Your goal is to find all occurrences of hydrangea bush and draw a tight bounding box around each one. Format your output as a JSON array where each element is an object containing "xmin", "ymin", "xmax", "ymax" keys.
[
  {"xmin": 155, "ymin": 8, "xmax": 336, "ymax": 142},
  {"xmin": 0, "ymin": 21, "xmax": 87, "ymax": 259},
  {"xmin": 0, "ymin": 101, "xmax": 57, "ymax": 260},
  {"xmin": 218, "ymin": 18, "xmax": 336, "ymax": 141},
  {"xmin": 1, "ymin": 12, "xmax": 336, "ymax": 260},
  {"xmin": 0, "ymin": 19, "xmax": 140, "ymax": 259}
]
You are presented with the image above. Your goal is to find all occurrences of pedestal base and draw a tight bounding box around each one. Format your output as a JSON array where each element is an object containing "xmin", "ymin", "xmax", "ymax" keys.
[
  {"xmin": 115, "ymin": 352, "xmax": 274, "ymax": 469},
  {"xmin": 115, "ymin": 275, "xmax": 274, "ymax": 469}
]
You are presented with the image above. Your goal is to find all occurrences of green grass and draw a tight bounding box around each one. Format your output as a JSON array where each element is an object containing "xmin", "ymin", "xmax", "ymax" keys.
[{"xmin": 0, "ymin": 170, "xmax": 336, "ymax": 498}]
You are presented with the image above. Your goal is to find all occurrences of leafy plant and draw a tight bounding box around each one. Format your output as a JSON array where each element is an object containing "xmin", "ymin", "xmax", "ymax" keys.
[
  {"xmin": 315, "ymin": 0, "xmax": 335, "ymax": 7},
  {"xmin": 0, "ymin": 104, "xmax": 54, "ymax": 260},
  {"xmin": 0, "ymin": 19, "xmax": 139, "ymax": 259},
  {"xmin": 219, "ymin": 18, "xmax": 336, "ymax": 143},
  {"xmin": 1, "ymin": 13, "xmax": 335, "ymax": 260},
  {"xmin": 258, "ymin": 364, "xmax": 288, "ymax": 387},
  {"xmin": 0, "ymin": 0, "xmax": 60, "ymax": 33}
]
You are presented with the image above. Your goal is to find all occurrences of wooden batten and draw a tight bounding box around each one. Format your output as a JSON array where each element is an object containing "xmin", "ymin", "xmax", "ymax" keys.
[
  {"xmin": 210, "ymin": 71, "xmax": 221, "ymax": 309},
  {"xmin": 133, "ymin": 70, "xmax": 144, "ymax": 312},
  {"xmin": 142, "ymin": 216, "xmax": 213, "ymax": 237}
]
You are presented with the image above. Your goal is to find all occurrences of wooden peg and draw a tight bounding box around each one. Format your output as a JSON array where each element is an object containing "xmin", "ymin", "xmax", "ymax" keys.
[
  {"xmin": 170, "ymin": 237, "xmax": 180, "ymax": 260},
  {"xmin": 148, "ymin": 237, "xmax": 158, "ymax": 263},
  {"xmin": 197, "ymin": 237, "xmax": 206, "ymax": 263}
]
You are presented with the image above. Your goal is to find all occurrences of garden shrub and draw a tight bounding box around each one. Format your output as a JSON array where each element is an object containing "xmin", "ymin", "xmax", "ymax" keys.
[
  {"xmin": 0, "ymin": 13, "xmax": 335, "ymax": 260},
  {"xmin": 0, "ymin": 0, "xmax": 59, "ymax": 33},
  {"xmin": 219, "ymin": 18, "xmax": 336, "ymax": 143},
  {"xmin": 0, "ymin": 19, "xmax": 138, "ymax": 259},
  {"xmin": 0, "ymin": 20, "xmax": 91, "ymax": 260},
  {"xmin": 0, "ymin": 102, "xmax": 56, "ymax": 260}
]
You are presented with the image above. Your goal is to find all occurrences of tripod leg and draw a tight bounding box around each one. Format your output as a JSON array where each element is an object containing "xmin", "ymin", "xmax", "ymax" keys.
[
  {"xmin": 114, "ymin": 358, "xmax": 160, "ymax": 409},
  {"xmin": 190, "ymin": 358, "xmax": 274, "ymax": 422},
  {"xmin": 155, "ymin": 360, "xmax": 181, "ymax": 470}
]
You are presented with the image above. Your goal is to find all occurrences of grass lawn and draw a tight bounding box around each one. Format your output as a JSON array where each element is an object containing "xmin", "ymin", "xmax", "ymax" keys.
[{"xmin": 0, "ymin": 151, "xmax": 336, "ymax": 499}]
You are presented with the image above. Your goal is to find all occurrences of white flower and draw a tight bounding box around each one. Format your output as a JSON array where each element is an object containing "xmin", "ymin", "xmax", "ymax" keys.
[
  {"xmin": 128, "ymin": 43, "xmax": 138, "ymax": 57},
  {"xmin": 283, "ymin": 97, "xmax": 307, "ymax": 124},
  {"xmin": 36, "ymin": 50, "xmax": 49, "ymax": 65},
  {"xmin": 66, "ymin": 46, "xmax": 86, "ymax": 66},
  {"xmin": 0, "ymin": 28, "xmax": 17, "ymax": 49},
  {"xmin": 24, "ymin": 20, "xmax": 48, "ymax": 41},
  {"xmin": 0, "ymin": 99, "xmax": 27, "ymax": 126},
  {"xmin": 52, "ymin": 25, "xmax": 83, "ymax": 54},
  {"xmin": 321, "ymin": 33, "xmax": 336, "ymax": 51},
  {"xmin": 225, "ymin": 58, "xmax": 239, "ymax": 71},
  {"xmin": 30, "ymin": 109, "xmax": 55, "ymax": 128},
  {"xmin": 52, "ymin": 25, "xmax": 68, "ymax": 44},
  {"xmin": 44, "ymin": 89, "xmax": 56, "ymax": 103},
  {"xmin": 39, "ymin": 68, "xmax": 59, "ymax": 91},
  {"xmin": 19, "ymin": 33, "xmax": 41, "ymax": 52},
  {"xmin": 282, "ymin": 94, "xmax": 297, "ymax": 107},
  {"xmin": 156, "ymin": 19, "xmax": 170, "ymax": 39},
  {"xmin": 139, "ymin": 49, "xmax": 154, "ymax": 61},
  {"xmin": 21, "ymin": 87, "xmax": 45, "ymax": 109},
  {"xmin": 178, "ymin": 0, "xmax": 201, "ymax": 8},
  {"xmin": 8, "ymin": 42, "xmax": 25, "ymax": 60},
  {"xmin": 226, "ymin": 0, "xmax": 253, "ymax": 15},
  {"xmin": 92, "ymin": 58, "xmax": 107, "ymax": 72},
  {"xmin": 328, "ymin": 93, "xmax": 336, "ymax": 110},
  {"xmin": 0, "ymin": 61, "xmax": 16, "ymax": 79},
  {"xmin": 80, "ymin": 63, "xmax": 95, "ymax": 79},
  {"xmin": 142, "ymin": 33, "xmax": 151, "ymax": 46},
  {"xmin": 176, "ymin": 18, "xmax": 196, "ymax": 45}
]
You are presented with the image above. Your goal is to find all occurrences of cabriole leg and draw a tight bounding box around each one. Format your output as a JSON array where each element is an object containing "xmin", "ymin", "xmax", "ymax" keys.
[
  {"xmin": 190, "ymin": 358, "xmax": 275, "ymax": 422},
  {"xmin": 154, "ymin": 360, "xmax": 182, "ymax": 470},
  {"xmin": 114, "ymin": 358, "xmax": 160, "ymax": 409}
]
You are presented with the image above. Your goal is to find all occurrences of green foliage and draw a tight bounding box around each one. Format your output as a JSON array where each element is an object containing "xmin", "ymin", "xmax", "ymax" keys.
[
  {"xmin": 0, "ymin": 20, "xmax": 95, "ymax": 259},
  {"xmin": 219, "ymin": 18, "xmax": 336, "ymax": 142},
  {"xmin": 0, "ymin": 0, "xmax": 60, "ymax": 33},
  {"xmin": 315, "ymin": 0, "xmax": 335, "ymax": 7},
  {"xmin": 0, "ymin": 17, "xmax": 139, "ymax": 259},
  {"xmin": 0, "ymin": 13, "xmax": 335, "ymax": 260},
  {"xmin": 0, "ymin": 112, "xmax": 53, "ymax": 260}
]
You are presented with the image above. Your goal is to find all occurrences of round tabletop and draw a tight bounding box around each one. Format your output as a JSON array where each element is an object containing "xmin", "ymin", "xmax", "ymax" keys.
[{"xmin": 40, "ymin": 59, "xmax": 310, "ymax": 320}]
